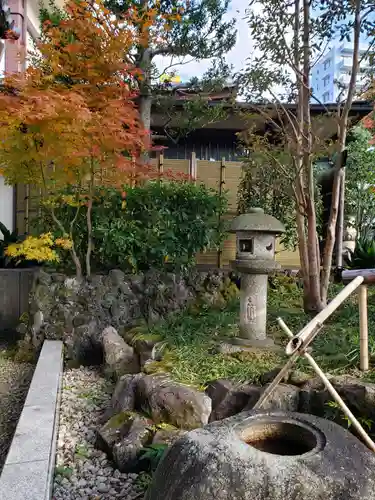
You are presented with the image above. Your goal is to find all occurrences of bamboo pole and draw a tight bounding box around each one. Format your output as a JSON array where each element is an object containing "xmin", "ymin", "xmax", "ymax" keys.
[
  {"xmin": 25, "ymin": 184, "xmax": 30, "ymax": 234},
  {"xmin": 217, "ymin": 157, "xmax": 226, "ymax": 269},
  {"xmin": 189, "ymin": 152, "xmax": 197, "ymax": 185},
  {"xmin": 253, "ymin": 346, "xmax": 310, "ymax": 410},
  {"xmin": 359, "ymin": 284, "xmax": 369, "ymax": 371},
  {"xmin": 285, "ymin": 276, "xmax": 364, "ymax": 355},
  {"xmin": 158, "ymin": 152, "xmax": 164, "ymax": 176},
  {"xmin": 277, "ymin": 317, "xmax": 375, "ymax": 453}
]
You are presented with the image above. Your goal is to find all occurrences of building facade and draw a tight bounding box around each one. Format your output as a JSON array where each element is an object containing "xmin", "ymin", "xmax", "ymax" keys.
[{"xmin": 311, "ymin": 42, "xmax": 370, "ymax": 104}]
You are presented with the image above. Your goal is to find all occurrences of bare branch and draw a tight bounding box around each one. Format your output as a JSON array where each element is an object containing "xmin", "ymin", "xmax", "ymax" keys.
[{"xmin": 154, "ymin": 57, "xmax": 195, "ymax": 80}]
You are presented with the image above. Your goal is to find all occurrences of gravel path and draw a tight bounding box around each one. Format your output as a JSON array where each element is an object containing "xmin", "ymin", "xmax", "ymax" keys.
[
  {"xmin": 53, "ymin": 368, "xmax": 145, "ymax": 500},
  {"xmin": 0, "ymin": 354, "xmax": 34, "ymax": 472}
]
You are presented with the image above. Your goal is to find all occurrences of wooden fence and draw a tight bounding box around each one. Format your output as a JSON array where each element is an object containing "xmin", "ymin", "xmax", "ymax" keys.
[
  {"xmin": 151, "ymin": 153, "xmax": 300, "ymax": 269},
  {"xmin": 15, "ymin": 153, "xmax": 301, "ymax": 269}
]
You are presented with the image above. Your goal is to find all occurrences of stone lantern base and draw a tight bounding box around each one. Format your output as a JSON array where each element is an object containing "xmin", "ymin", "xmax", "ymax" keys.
[
  {"xmin": 229, "ymin": 261, "xmax": 281, "ymax": 350},
  {"xmin": 230, "ymin": 336, "xmax": 275, "ymax": 349}
]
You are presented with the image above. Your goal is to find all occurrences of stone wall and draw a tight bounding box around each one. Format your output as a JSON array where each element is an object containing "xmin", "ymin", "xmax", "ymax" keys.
[{"xmin": 24, "ymin": 269, "xmax": 238, "ymax": 364}]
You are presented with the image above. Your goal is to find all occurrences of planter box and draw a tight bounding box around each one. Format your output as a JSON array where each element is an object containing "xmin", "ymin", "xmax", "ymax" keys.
[{"xmin": 0, "ymin": 269, "xmax": 37, "ymax": 331}]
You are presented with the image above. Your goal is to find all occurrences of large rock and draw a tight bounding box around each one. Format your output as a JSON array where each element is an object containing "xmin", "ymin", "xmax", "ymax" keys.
[
  {"xmin": 131, "ymin": 335, "xmax": 163, "ymax": 368},
  {"xmin": 260, "ymin": 368, "xmax": 312, "ymax": 387},
  {"xmin": 96, "ymin": 411, "xmax": 153, "ymax": 472},
  {"xmin": 102, "ymin": 373, "xmax": 143, "ymax": 422},
  {"xmin": 112, "ymin": 417, "xmax": 152, "ymax": 472},
  {"xmin": 206, "ymin": 379, "xmax": 261, "ymax": 422},
  {"xmin": 244, "ymin": 383, "xmax": 300, "ymax": 412},
  {"xmin": 146, "ymin": 410, "xmax": 375, "ymax": 500},
  {"xmin": 70, "ymin": 320, "xmax": 103, "ymax": 366},
  {"xmin": 300, "ymin": 375, "xmax": 375, "ymax": 421},
  {"xmin": 102, "ymin": 326, "xmax": 139, "ymax": 378},
  {"xmin": 136, "ymin": 374, "xmax": 212, "ymax": 429}
]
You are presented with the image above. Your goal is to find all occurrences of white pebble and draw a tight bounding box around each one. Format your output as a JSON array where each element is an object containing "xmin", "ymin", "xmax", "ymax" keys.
[{"xmin": 52, "ymin": 367, "xmax": 141, "ymax": 499}]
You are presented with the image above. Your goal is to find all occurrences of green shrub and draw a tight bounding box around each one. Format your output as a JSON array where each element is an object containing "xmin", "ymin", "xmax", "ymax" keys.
[
  {"xmin": 346, "ymin": 238, "xmax": 375, "ymax": 270},
  {"xmin": 35, "ymin": 181, "xmax": 228, "ymax": 274}
]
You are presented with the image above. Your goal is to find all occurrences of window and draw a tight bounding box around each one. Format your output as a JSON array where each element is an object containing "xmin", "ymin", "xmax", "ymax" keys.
[
  {"xmin": 323, "ymin": 75, "xmax": 330, "ymax": 87},
  {"xmin": 239, "ymin": 239, "xmax": 254, "ymax": 254},
  {"xmin": 342, "ymin": 55, "xmax": 352, "ymax": 66},
  {"xmin": 324, "ymin": 59, "xmax": 331, "ymax": 70},
  {"xmin": 322, "ymin": 91, "xmax": 330, "ymax": 103}
]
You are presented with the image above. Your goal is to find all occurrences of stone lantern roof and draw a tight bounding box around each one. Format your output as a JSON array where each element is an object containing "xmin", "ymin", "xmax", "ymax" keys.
[{"xmin": 229, "ymin": 208, "xmax": 285, "ymax": 234}]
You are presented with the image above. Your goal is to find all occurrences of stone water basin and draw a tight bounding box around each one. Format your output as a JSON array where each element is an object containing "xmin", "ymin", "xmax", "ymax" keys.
[{"xmin": 146, "ymin": 410, "xmax": 375, "ymax": 500}]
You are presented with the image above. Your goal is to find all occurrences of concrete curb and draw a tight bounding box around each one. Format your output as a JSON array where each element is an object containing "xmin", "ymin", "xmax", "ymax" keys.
[{"xmin": 0, "ymin": 340, "xmax": 64, "ymax": 500}]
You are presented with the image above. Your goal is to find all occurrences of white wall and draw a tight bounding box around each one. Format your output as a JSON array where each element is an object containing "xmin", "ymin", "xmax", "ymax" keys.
[
  {"xmin": 0, "ymin": 177, "xmax": 14, "ymax": 232},
  {"xmin": 27, "ymin": 0, "xmax": 41, "ymax": 35},
  {"xmin": 0, "ymin": 41, "xmax": 5, "ymax": 78}
]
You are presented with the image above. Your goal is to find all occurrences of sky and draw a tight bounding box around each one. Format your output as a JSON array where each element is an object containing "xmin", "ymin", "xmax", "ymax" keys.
[
  {"xmin": 155, "ymin": 0, "xmax": 252, "ymax": 83},
  {"xmin": 154, "ymin": 1, "xmax": 373, "ymax": 88}
]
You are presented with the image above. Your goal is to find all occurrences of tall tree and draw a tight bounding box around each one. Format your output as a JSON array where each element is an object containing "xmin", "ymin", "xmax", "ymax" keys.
[
  {"xmin": 104, "ymin": 0, "xmax": 237, "ymax": 143},
  {"xmin": 0, "ymin": 0, "xmax": 146, "ymax": 278},
  {"xmin": 240, "ymin": 0, "xmax": 374, "ymax": 312}
]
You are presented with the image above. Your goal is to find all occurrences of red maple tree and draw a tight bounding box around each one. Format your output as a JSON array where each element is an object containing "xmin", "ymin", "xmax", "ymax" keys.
[{"xmin": 0, "ymin": 0, "xmax": 148, "ymax": 277}]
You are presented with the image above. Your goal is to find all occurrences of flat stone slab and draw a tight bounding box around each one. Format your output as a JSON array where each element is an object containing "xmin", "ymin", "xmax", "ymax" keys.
[
  {"xmin": 0, "ymin": 340, "xmax": 63, "ymax": 500},
  {"xmin": 0, "ymin": 459, "xmax": 50, "ymax": 500}
]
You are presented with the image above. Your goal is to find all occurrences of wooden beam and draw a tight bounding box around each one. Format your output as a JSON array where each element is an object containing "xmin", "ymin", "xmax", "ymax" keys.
[{"xmin": 342, "ymin": 269, "xmax": 375, "ymax": 285}]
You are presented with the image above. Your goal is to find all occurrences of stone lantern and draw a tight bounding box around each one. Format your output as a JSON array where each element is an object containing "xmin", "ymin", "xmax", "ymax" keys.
[{"xmin": 230, "ymin": 208, "xmax": 285, "ymax": 348}]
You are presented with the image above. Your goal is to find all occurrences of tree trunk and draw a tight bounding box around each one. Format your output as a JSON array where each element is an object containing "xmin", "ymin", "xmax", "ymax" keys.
[
  {"xmin": 85, "ymin": 165, "xmax": 94, "ymax": 277},
  {"xmin": 49, "ymin": 206, "xmax": 83, "ymax": 280},
  {"xmin": 70, "ymin": 248, "xmax": 83, "ymax": 280},
  {"xmin": 137, "ymin": 47, "xmax": 152, "ymax": 159},
  {"xmin": 139, "ymin": 93, "xmax": 152, "ymax": 136},
  {"xmin": 301, "ymin": 0, "xmax": 323, "ymax": 313},
  {"xmin": 306, "ymin": 201, "xmax": 324, "ymax": 312},
  {"xmin": 86, "ymin": 198, "xmax": 93, "ymax": 278},
  {"xmin": 321, "ymin": 169, "xmax": 342, "ymax": 302},
  {"xmin": 292, "ymin": 0, "xmax": 313, "ymax": 306},
  {"xmin": 296, "ymin": 202, "xmax": 309, "ymax": 289},
  {"xmin": 336, "ymin": 167, "xmax": 346, "ymax": 267},
  {"xmin": 321, "ymin": 0, "xmax": 361, "ymax": 304}
]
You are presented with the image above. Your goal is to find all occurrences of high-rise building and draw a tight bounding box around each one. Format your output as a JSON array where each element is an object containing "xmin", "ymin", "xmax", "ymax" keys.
[{"xmin": 310, "ymin": 42, "xmax": 370, "ymax": 104}]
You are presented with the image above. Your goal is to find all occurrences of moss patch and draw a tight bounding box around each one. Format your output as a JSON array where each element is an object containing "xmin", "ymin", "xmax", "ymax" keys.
[
  {"xmin": 134, "ymin": 278, "xmax": 375, "ymax": 387},
  {"xmin": 105, "ymin": 411, "xmax": 138, "ymax": 430}
]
